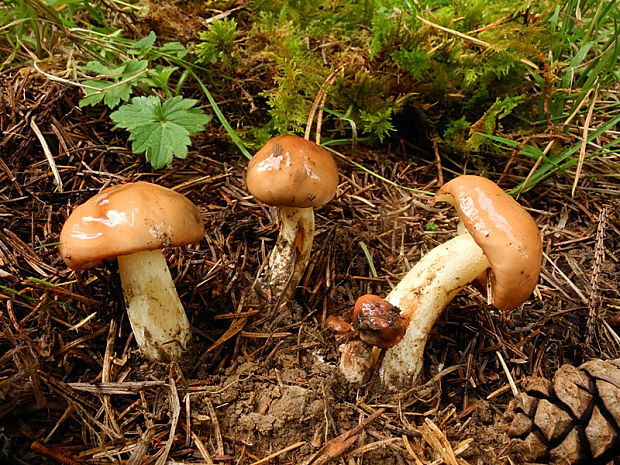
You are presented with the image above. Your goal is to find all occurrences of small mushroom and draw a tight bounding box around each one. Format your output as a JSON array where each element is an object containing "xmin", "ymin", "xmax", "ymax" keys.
[
  {"xmin": 246, "ymin": 135, "xmax": 338, "ymax": 304},
  {"xmin": 343, "ymin": 175, "xmax": 542, "ymax": 385},
  {"xmin": 352, "ymin": 294, "xmax": 406, "ymax": 348},
  {"xmin": 59, "ymin": 182, "xmax": 204, "ymax": 362}
]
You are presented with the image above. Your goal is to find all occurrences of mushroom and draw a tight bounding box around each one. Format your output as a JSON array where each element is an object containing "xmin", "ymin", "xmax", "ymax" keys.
[
  {"xmin": 352, "ymin": 294, "xmax": 406, "ymax": 348},
  {"xmin": 342, "ymin": 175, "xmax": 542, "ymax": 386},
  {"xmin": 59, "ymin": 181, "xmax": 204, "ymax": 362},
  {"xmin": 246, "ymin": 135, "xmax": 338, "ymax": 304}
]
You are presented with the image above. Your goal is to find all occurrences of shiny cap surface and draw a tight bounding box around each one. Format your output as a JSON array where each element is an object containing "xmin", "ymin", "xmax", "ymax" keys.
[
  {"xmin": 436, "ymin": 175, "xmax": 542, "ymax": 310},
  {"xmin": 59, "ymin": 182, "xmax": 204, "ymax": 270},
  {"xmin": 246, "ymin": 135, "xmax": 338, "ymax": 208}
]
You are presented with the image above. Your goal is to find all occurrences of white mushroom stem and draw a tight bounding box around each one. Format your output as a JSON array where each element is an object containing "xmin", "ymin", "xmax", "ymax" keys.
[
  {"xmin": 257, "ymin": 207, "xmax": 314, "ymax": 305},
  {"xmin": 117, "ymin": 249, "xmax": 191, "ymax": 362},
  {"xmin": 380, "ymin": 232, "xmax": 490, "ymax": 385}
]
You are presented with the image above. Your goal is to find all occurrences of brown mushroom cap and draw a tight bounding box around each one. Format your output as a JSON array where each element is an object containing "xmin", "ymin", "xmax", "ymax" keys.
[
  {"xmin": 353, "ymin": 294, "xmax": 407, "ymax": 348},
  {"xmin": 435, "ymin": 175, "xmax": 542, "ymax": 311},
  {"xmin": 246, "ymin": 135, "xmax": 338, "ymax": 208},
  {"xmin": 59, "ymin": 182, "xmax": 204, "ymax": 270}
]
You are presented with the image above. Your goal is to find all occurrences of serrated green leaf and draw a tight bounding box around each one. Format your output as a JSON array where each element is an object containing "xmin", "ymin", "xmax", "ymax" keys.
[
  {"xmin": 127, "ymin": 123, "xmax": 158, "ymax": 153},
  {"xmin": 146, "ymin": 66, "xmax": 177, "ymax": 89},
  {"xmin": 102, "ymin": 82, "xmax": 132, "ymax": 108},
  {"xmin": 80, "ymin": 60, "xmax": 148, "ymax": 109},
  {"xmin": 84, "ymin": 60, "xmax": 116, "ymax": 75},
  {"xmin": 85, "ymin": 59, "xmax": 146, "ymax": 78},
  {"xmin": 79, "ymin": 94, "xmax": 105, "ymax": 108},
  {"xmin": 161, "ymin": 95, "xmax": 199, "ymax": 114},
  {"xmin": 164, "ymin": 107, "xmax": 210, "ymax": 134},
  {"xmin": 129, "ymin": 122, "xmax": 191, "ymax": 169},
  {"xmin": 159, "ymin": 96, "xmax": 211, "ymax": 132},
  {"xmin": 80, "ymin": 80, "xmax": 133, "ymax": 109},
  {"xmin": 122, "ymin": 59, "xmax": 148, "ymax": 74},
  {"xmin": 131, "ymin": 31, "xmax": 157, "ymax": 53},
  {"xmin": 110, "ymin": 96, "xmax": 155, "ymax": 128},
  {"xmin": 110, "ymin": 96, "xmax": 210, "ymax": 169},
  {"xmin": 79, "ymin": 80, "xmax": 111, "ymax": 107}
]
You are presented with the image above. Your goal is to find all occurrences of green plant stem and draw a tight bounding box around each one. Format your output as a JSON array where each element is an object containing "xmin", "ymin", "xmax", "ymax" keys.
[
  {"xmin": 188, "ymin": 68, "xmax": 252, "ymax": 160},
  {"xmin": 175, "ymin": 69, "xmax": 190, "ymax": 96},
  {"xmin": 324, "ymin": 146, "xmax": 434, "ymax": 196},
  {"xmin": 509, "ymin": 113, "xmax": 620, "ymax": 194}
]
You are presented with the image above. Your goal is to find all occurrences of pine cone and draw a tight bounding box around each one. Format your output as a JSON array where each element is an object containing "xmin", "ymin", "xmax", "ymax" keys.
[{"xmin": 504, "ymin": 359, "xmax": 620, "ymax": 465}]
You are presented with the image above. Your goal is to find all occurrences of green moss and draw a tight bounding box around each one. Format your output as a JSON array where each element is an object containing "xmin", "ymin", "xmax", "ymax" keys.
[{"xmin": 229, "ymin": 0, "xmax": 564, "ymax": 155}]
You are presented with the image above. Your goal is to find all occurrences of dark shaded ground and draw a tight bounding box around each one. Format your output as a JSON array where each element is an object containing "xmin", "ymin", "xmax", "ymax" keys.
[{"xmin": 1, "ymin": 62, "xmax": 619, "ymax": 464}]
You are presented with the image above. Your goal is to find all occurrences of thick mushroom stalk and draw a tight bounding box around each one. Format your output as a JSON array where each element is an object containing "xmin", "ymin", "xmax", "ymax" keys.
[
  {"xmin": 258, "ymin": 206, "xmax": 314, "ymax": 303},
  {"xmin": 340, "ymin": 233, "xmax": 489, "ymax": 384},
  {"xmin": 338, "ymin": 175, "xmax": 542, "ymax": 386},
  {"xmin": 246, "ymin": 135, "xmax": 338, "ymax": 305},
  {"xmin": 379, "ymin": 233, "xmax": 489, "ymax": 385},
  {"xmin": 59, "ymin": 182, "xmax": 204, "ymax": 363},
  {"xmin": 118, "ymin": 250, "xmax": 191, "ymax": 362}
]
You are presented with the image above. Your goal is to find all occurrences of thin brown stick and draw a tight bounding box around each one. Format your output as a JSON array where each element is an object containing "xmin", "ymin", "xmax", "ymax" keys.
[
  {"xmin": 102, "ymin": 320, "xmax": 121, "ymax": 435},
  {"xmin": 585, "ymin": 205, "xmax": 609, "ymax": 351},
  {"xmin": 416, "ymin": 15, "xmax": 538, "ymax": 70},
  {"xmin": 431, "ymin": 132, "xmax": 444, "ymax": 186},
  {"xmin": 205, "ymin": 398, "xmax": 224, "ymax": 456},
  {"xmin": 314, "ymin": 83, "xmax": 331, "ymax": 145},
  {"xmin": 303, "ymin": 408, "xmax": 385, "ymax": 465},
  {"xmin": 44, "ymin": 405, "xmax": 74, "ymax": 442},
  {"xmin": 496, "ymin": 351, "xmax": 519, "ymax": 397},
  {"xmin": 250, "ymin": 441, "xmax": 306, "ymax": 465},
  {"xmin": 305, "ymin": 66, "xmax": 345, "ymax": 141},
  {"xmin": 30, "ymin": 116, "xmax": 63, "ymax": 192},
  {"xmin": 126, "ymin": 427, "xmax": 156, "ymax": 465},
  {"xmin": 515, "ymin": 140, "xmax": 555, "ymax": 199},
  {"xmin": 191, "ymin": 431, "xmax": 216, "ymax": 465},
  {"xmin": 401, "ymin": 434, "xmax": 426, "ymax": 465},
  {"xmin": 30, "ymin": 442, "xmax": 81, "ymax": 465},
  {"xmin": 419, "ymin": 418, "xmax": 459, "ymax": 465},
  {"xmin": 572, "ymin": 83, "xmax": 600, "ymax": 197},
  {"xmin": 68, "ymin": 381, "xmax": 166, "ymax": 394},
  {"xmin": 155, "ymin": 377, "xmax": 180, "ymax": 465}
]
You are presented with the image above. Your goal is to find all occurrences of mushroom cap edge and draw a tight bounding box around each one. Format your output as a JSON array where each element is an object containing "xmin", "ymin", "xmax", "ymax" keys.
[
  {"xmin": 246, "ymin": 135, "xmax": 338, "ymax": 208},
  {"xmin": 59, "ymin": 182, "xmax": 204, "ymax": 270},
  {"xmin": 435, "ymin": 175, "xmax": 542, "ymax": 310}
]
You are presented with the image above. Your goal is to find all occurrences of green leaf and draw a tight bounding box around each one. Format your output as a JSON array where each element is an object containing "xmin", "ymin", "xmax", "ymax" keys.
[
  {"xmin": 83, "ymin": 59, "xmax": 147, "ymax": 78},
  {"xmin": 425, "ymin": 221, "xmax": 438, "ymax": 231},
  {"xmin": 79, "ymin": 80, "xmax": 111, "ymax": 107},
  {"xmin": 110, "ymin": 96, "xmax": 211, "ymax": 169},
  {"xmin": 122, "ymin": 59, "xmax": 148, "ymax": 74},
  {"xmin": 131, "ymin": 31, "xmax": 157, "ymax": 54},
  {"xmin": 84, "ymin": 60, "xmax": 117, "ymax": 75},
  {"xmin": 102, "ymin": 82, "xmax": 133, "ymax": 108},
  {"xmin": 160, "ymin": 97, "xmax": 210, "ymax": 133},
  {"xmin": 78, "ymin": 79, "xmax": 133, "ymax": 108},
  {"xmin": 145, "ymin": 66, "xmax": 178, "ymax": 90},
  {"xmin": 79, "ymin": 60, "xmax": 148, "ymax": 109},
  {"xmin": 157, "ymin": 42, "xmax": 188, "ymax": 59}
]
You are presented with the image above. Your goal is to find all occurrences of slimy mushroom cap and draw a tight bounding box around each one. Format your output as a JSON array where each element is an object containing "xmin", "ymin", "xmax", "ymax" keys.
[
  {"xmin": 435, "ymin": 175, "xmax": 542, "ymax": 310},
  {"xmin": 246, "ymin": 135, "xmax": 338, "ymax": 208},
  {"xmin": 59, "ymin": 182, "xmax": 204, "ymax": 270}
]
